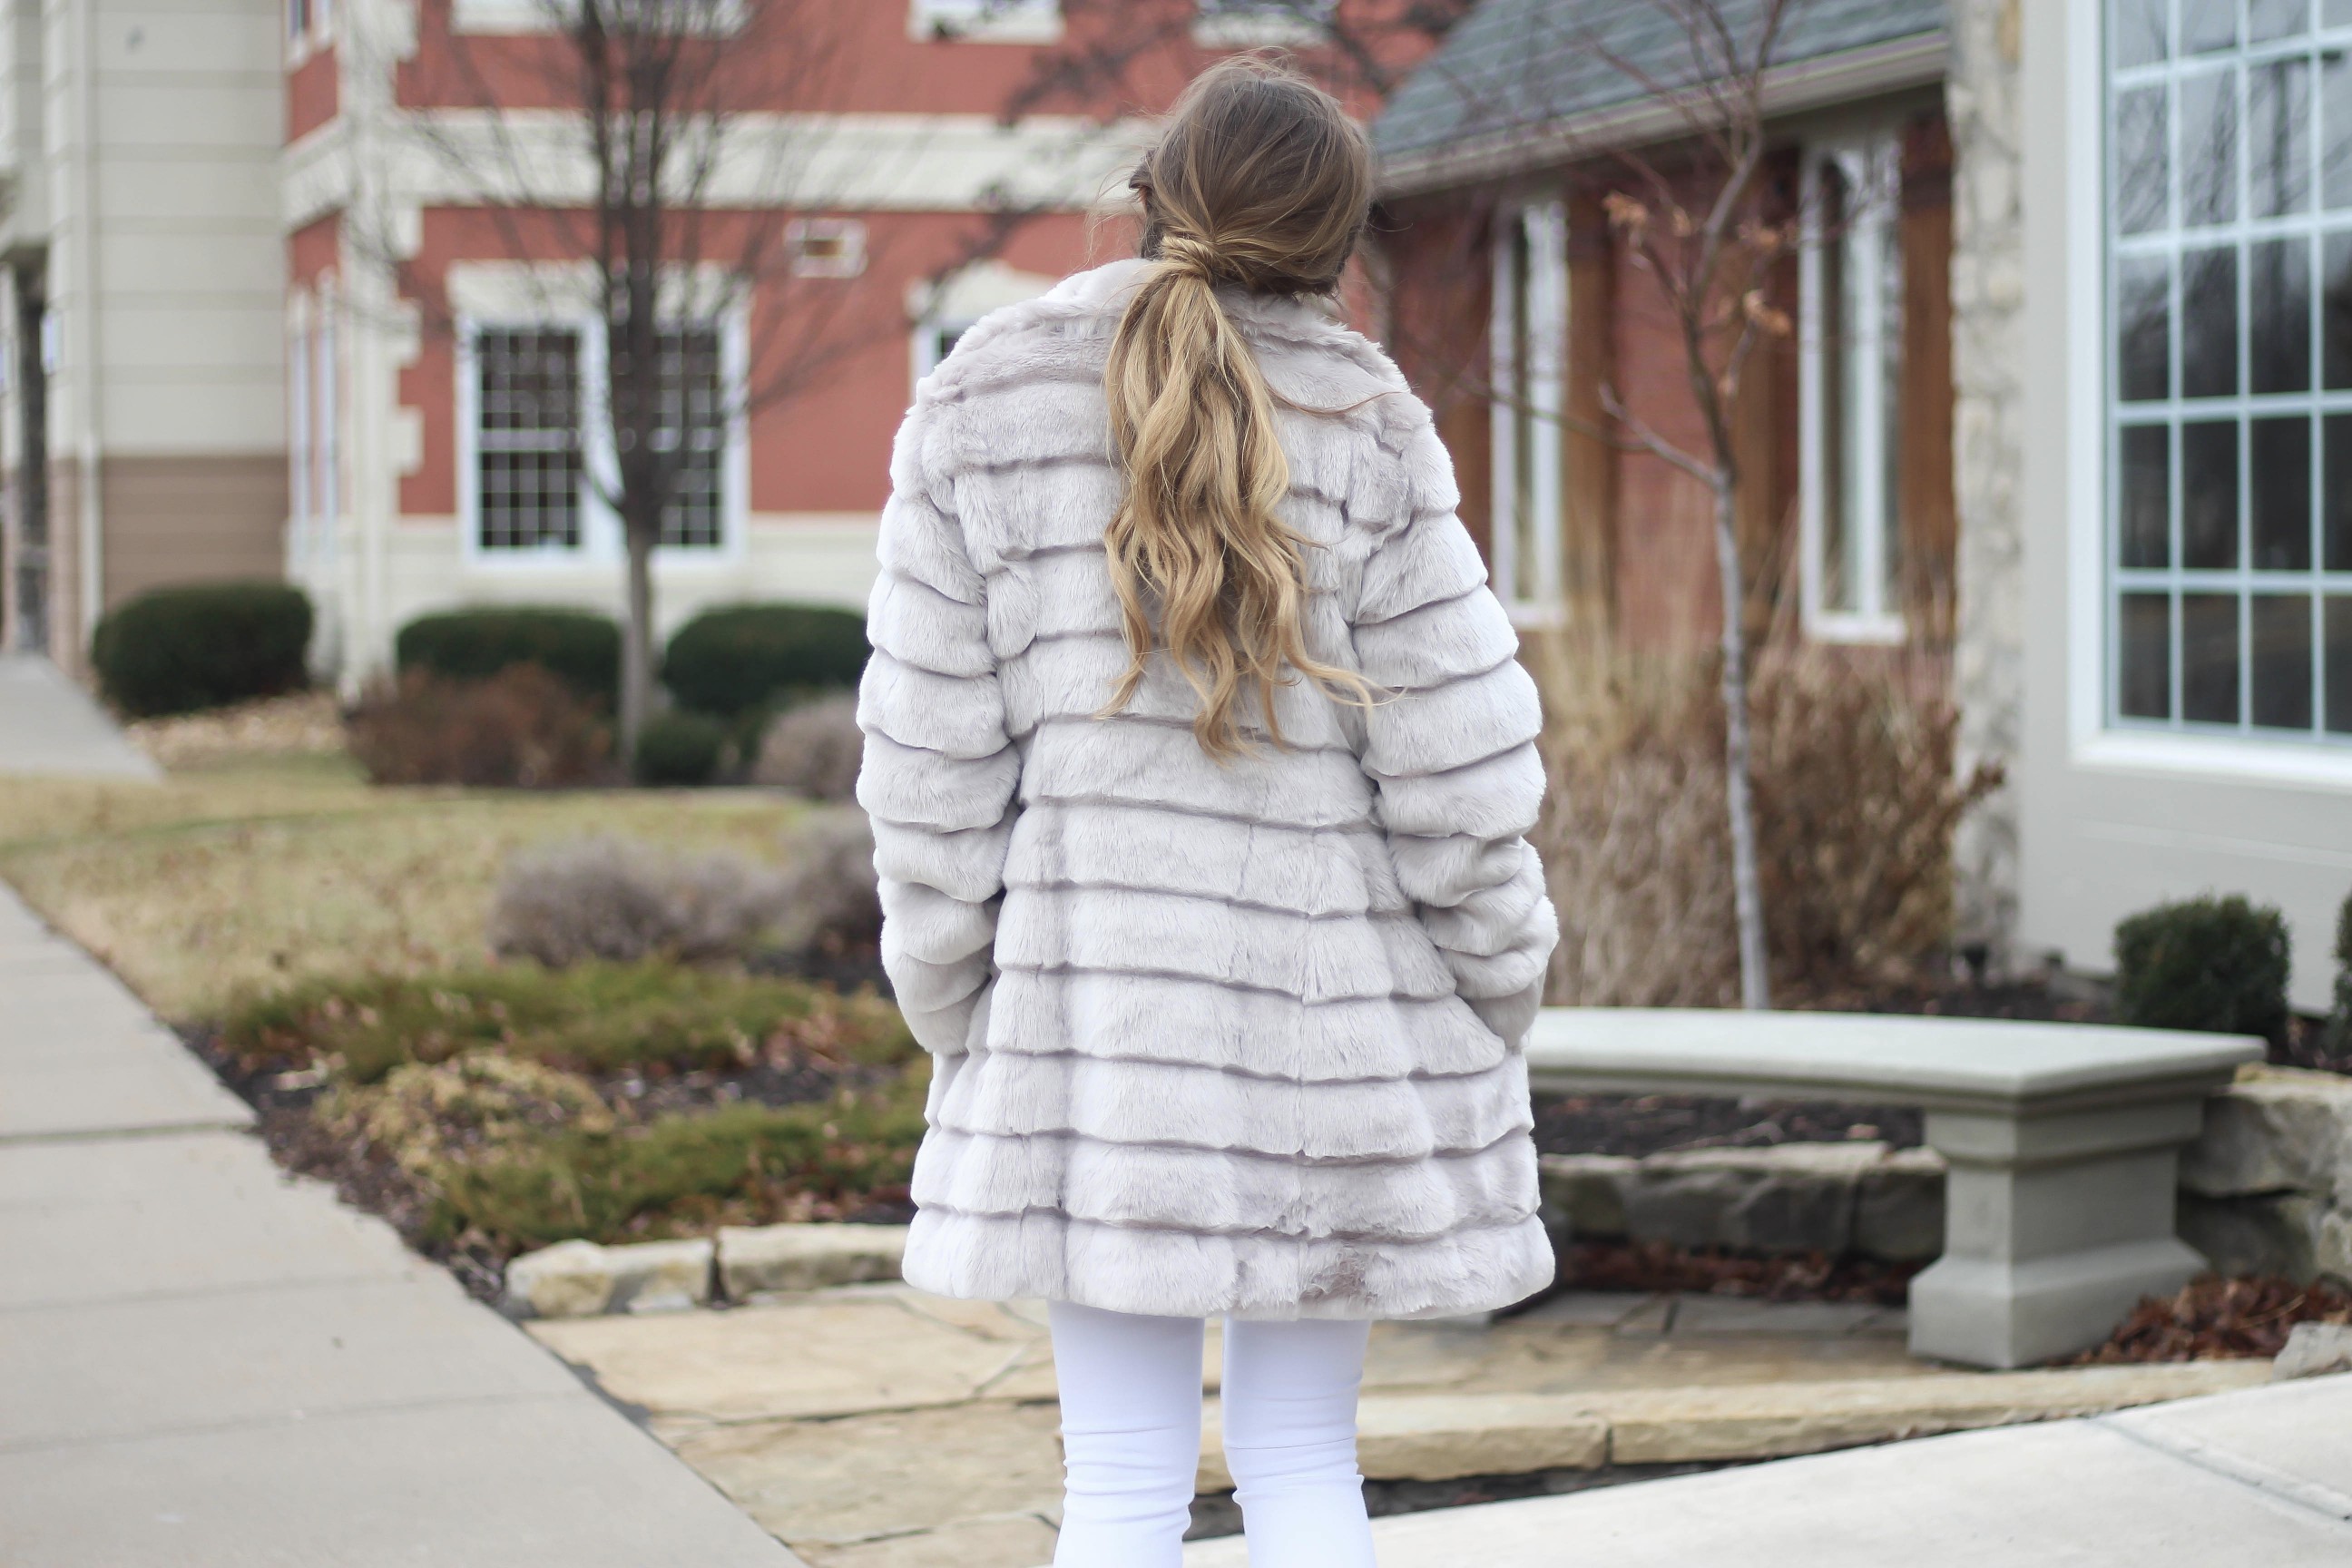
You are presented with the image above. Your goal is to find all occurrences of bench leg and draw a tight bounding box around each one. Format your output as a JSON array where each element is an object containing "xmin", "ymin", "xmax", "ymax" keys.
[{"xmin": 1906, "ymin": 1101, "xmax": 2210, "ymax": 1369}]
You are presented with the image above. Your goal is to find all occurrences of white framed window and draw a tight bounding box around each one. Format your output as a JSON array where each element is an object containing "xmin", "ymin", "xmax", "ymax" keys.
[
  {"xmin": 1488, "ymin": 197, "xmax": 1568, "ymax": 624},
  {"xmin": 2102, "ymin": 0, "xmax": 2352, "ymax": 744},
  {"xmin": 913, "ymin": 314, "xmax": 976, "ymax": 386},
  {"xmin": 288, "ymin": 319, "xmax": 311, "ymax": 554},
  {"xmin": 460, "ymin": 315, "xmax": 740, "ymax": 562},
  {"xmin": 287, "ymin": 0, "xmax": 309, "ymax": 42},
  {"xmin": 788, "ymin": 218, "xmax": 867, "ymax": 279},
  {"xmin": 1799, "ymin": 132, "xmax": 1907, "ymax": 643},
  {"xmin": 1193, "ymin": 0, "xmax": 1333, "ymax": 47},
  {"xmin": 909, "ymin": 0, "xmax": 1061, "ymax": 44}
]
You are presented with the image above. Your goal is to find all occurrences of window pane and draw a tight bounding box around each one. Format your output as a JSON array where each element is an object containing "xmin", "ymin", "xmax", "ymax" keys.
[
  {"xmin": 2327, "ymin": 51, "xmax": 2352, "ymax": 209},
  {"xmin": 2182, "ymin": 246, "xmax": 2239, "ymax": 396},
  {"xmin": 2251, "ymin": 57, "xmax": 2314, "ymax": 218},
  {"xmin": 657, "ymin": 328, "xmax": 725, "ymax": 550},
  {"xmin": 2119, "ymin": 254, "xmax": 2171, "ymax": 399},
  {"xmin": 2251, "ymin": 416, "xmax": 2316, "ymax": 568},
  {"xmin": 2118, "ymin": 86, "xmax": 2172, "ymax": 235},
  {"xmin": 2325, "ymin": 232, "xmax": 2352, "ymax": 385},
  {"xmin": 2121, "ymin": 593, "xmax": 2173, "ymax": 718},
  {"xmin": 2251, "ymin": 238, "xmax": 2314, "ymax": 390},
  {"xmin": 2183, "ymin": 592, "xmax": 2242, "ymax": 722},
  {"xmin": 2328, "ymin": 596, "xmax": 2352, "ymax": 732},
  {"xmin": 2185, "ymin": 0, "xmax": 2238, "ymax": 52},
  {"xmin": 2181, "ymin": 67, "xmax": 2240, "ymax": 228},
  {"xmin": 476, "ymin": 327, "xmax": 583, "ymax": 552},
  {"xmin": 2253, "ymin": 0, "xmax": 2311, "ymax": 40},
  {"xmin": 2182, "ymin": 418, "xmax": 2241, "ymax": 568},
  {"xmin": 2115, "ymin": 0, "xmax": 2169, "ymax": 66},
  {"xmin": 2330, "ymin": 415, "xmax": 2352, "ymax": 567},
  {"xmin": 2331, "ymin": 0, "xmax": 2352, "ymax": 24},
  {"xmin": 2252, "ymin": 594, "xmax": 2316, "ymax": 729},
  {"xmin": 2122, "ymin": 423, "xmax": 2172, "ymax": 566},
  {"xmin": 1820, "ymin": 160, "xmax": 1852, "ymax": 614}
]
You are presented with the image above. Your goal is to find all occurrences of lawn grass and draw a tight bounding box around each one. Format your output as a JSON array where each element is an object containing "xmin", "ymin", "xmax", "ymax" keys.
[
  {"xmin": 0, "ymin": 755, "xmax": 811, "ymax": 1019},
  {"xmin": 221, "ymin": 960, "xmax": 915, "ymax": 1083}
]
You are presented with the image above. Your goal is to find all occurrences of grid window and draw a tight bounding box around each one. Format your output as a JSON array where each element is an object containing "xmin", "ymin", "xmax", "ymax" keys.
[
  {"xmin": 475, "ymin": 327, "xmax": 585, "ymax": 552},
  {"xmin": 2106, "ymin": 0, "xmax": 2352, "ymax": 740},
  {"xmin": 1488, "ymin": 199, "xmax": 1567, "ymax": 621},
  {"xmin": 655, "ymin": 327, "xmax": 726, "ymax": 550}
]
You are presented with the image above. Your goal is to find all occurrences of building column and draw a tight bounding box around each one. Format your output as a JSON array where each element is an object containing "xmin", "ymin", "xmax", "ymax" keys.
[{"xmin": 1946, "ymin": 0, "xmax": 2028, "ymax": 970}]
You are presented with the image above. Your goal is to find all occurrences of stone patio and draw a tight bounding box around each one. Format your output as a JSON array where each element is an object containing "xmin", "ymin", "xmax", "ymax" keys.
[{"xmin": 526, "ymin": 1282, "xmax": 2264, "ymax": 1568}]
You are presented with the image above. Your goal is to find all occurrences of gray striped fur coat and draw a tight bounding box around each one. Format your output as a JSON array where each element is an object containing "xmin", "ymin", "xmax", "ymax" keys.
[{"xmin": 856, "ymin": 258, "xmax": 1558, "ymax": 1320}]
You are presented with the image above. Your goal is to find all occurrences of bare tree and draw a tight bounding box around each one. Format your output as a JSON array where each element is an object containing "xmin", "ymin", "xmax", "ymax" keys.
[{"xmin": 379, "ymin": 0, "xmax": 1022, "ymax": 760}]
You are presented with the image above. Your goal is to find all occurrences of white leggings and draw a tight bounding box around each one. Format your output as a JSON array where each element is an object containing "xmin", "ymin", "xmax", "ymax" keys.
[{"xmin": 1048, "ymin": 1300, "xmax": 1377, "ymax": 1568}]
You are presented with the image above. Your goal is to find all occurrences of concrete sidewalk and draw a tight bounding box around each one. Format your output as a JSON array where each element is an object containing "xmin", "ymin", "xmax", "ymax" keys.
[
  {"xmin": 0, "ymin": 885, "xmax": 804, "ymax": 1566},
  {"xmin": 0, "ymin": 653, "xmax": 161, "ymax": 779},
  {"xmin": 1182, "ymin": 1370, "xmax": 2352, "ymax": 1565}
]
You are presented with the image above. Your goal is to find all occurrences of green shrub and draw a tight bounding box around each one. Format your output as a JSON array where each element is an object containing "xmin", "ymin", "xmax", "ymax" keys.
[
  {"xmin": 2325, "ymin": 888, "xmax": 2352, "ymax": 1060},
  {"xmin": 345, "ymin": 665, "xmax": 612, "ymax": 789},
  {"xmin": 426, "ymin": 1084, "xmax": 926, "ymax": 1249},
  {"xmin": 634, "ymin": 710, "xmax": 727, "ymax": 787},
  {"xmin": 662, "ymin": 603, "xmax": 868, "ymax": 719},
  {"xmin": 396, "ymin": 607, "xmax": 620, "ymax": 708},
  {"xmin": 2113, "ymin": 895, "xmax": 2292, "ymax": 1048},
  {"xmin": 218, "ymin": 960, "xmax": 916, "ymax": 1084},
  {"xmin": 90, "ymin": 583, "xmax": 312, "ymax": 718}
]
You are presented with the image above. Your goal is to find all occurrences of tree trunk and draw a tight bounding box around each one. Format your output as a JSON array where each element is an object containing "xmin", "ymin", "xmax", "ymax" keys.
[
  {"xmin": 1713, "ymin": 475, "xmax": 1770, "ymax": 1009},
  {"xmin": 619, "ymin": 518, "xmax": 656, "ymax": 767}
]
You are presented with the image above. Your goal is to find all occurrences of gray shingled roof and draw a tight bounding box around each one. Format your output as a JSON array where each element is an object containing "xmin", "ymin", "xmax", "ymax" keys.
[{"xmin": 1375, "ymin": 0, "xmax": 1947, "ymax": 187}]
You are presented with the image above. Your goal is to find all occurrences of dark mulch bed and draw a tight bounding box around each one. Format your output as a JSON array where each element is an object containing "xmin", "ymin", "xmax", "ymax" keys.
[
  {"xmin": 181, "ymin": 1025, "xmax": 916, "ymax": 1305},
  {"xmin": 1540, "ymin": 1239, "xmax": 1923, "ymax": 1307},
  {"xmin": 2071, "ymin": 1274, "xmax": 2352, "ymax": 1365}
]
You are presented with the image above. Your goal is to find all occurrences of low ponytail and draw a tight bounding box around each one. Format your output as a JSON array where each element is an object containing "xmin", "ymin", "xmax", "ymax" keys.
[{"xmin": 1098, "ymin": 59, "xmax": 1377, "ymax": 760}]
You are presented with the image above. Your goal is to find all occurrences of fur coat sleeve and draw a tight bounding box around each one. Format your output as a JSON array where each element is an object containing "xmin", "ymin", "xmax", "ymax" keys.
[
  {"xmin": 855, "ymin": 390, "xmax": 1017, "ymax": 1059},
  {"xmin": 1354, "ymin": 413, "xmax": 1558, "ymax": 1048}
]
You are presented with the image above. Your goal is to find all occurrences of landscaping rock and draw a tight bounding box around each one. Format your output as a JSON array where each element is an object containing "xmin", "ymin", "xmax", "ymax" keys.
[
  {"xmin": 1537, "ymin": 1153, "xmax": 1635, "ymax": 1240},
  {"xmin": 2179, "ymin": 1191, "xmax": 2327, "ymax": 1281},
  {"xmin": 2179, "ymin": 1068, "xmax": 2352, "ymax": 1199},
  {"xmin": 502, "ymin": 1237, "xmax": 714, "ymax": 1319},
  {"xmin": 718, "ymin": 1222, "xmax": 907, "ymax": 1299},
  {"xmin": 1855, "ymin": 1147, "xmax": 1948, "ymax": 1262},
  {"xmin": 2271, "ymin": 1322, "xmax": 2352, "ymax": 1381},
  {"xmin": 2321, "ymin": 1207, "xmax": 2352, "ymax": 1286}
]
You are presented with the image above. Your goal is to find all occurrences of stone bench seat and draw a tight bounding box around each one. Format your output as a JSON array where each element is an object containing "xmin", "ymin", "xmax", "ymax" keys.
[{"xmin": 1524, "ymin": 1009, "xmax": 2264, "ymax": 1369}]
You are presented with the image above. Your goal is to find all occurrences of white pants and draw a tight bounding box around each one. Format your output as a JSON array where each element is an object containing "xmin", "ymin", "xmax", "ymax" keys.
[{"xmin": 1048, "ymin": 1300, "xmax": 1377, "ymax": 1568}]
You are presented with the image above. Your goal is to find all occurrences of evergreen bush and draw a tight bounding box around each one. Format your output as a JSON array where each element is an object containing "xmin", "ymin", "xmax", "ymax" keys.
[
  {"xmin": 2112, "ymin": 895, "xmax": 2292, "ymax": 1048},
  {"xmin": 662, "ymin": 603, "xmax": 867, "ymax": 718},
  {"xmin": 90, "ymin": 583, "xmax": 313, "ymax": 718},
  {"xmin": 395, "ymin": 607, "xmax": 620, "ymax": 709},
  {"xmin": 633, "ymin": 710, "xmax": 727, "ymax": 786},
  {"xmin": 2324, "ymin": 888, "xmax": 2352, "ymax": 1061}
]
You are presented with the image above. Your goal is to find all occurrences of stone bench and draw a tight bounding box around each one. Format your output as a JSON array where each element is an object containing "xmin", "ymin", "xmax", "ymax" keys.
[{"xmin": 1523, "ymin": 1008, "xmax": 2264, "ymax": 1368}]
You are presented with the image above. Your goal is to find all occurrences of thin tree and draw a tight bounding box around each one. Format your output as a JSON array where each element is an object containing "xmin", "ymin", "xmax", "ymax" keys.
[{"xmin": 378, "ymin": 0, "xmax": 1027, "ymax": 759}]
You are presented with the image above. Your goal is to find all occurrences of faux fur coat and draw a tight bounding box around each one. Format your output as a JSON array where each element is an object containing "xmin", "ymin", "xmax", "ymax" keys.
[{"xmin": 856, "ymin": 258, "xmax": 1559, "ymax": 1321}]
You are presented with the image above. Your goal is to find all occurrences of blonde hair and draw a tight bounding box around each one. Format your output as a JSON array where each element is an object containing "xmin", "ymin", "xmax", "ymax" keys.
[{"xmin": 1101, "ymin": 57, "xmax": 1377, "ymax": 760}]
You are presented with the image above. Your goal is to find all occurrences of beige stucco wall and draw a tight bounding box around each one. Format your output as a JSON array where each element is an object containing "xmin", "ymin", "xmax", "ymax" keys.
[{"xmin": 2009, "ymin": 1, "xmax": 2352, "ymax": 1014}]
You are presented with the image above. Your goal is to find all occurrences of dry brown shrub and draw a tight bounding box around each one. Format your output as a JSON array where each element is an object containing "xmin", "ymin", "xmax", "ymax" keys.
[
  {"xmin": 1527, "ymin": 633, "xmax": 2001, "ymax": 1006},
  {"xmin": 488, "ymin": 834, "xmax": 789, "ymax": 967},
  {"xmin": 772, "ymin": 808, "xmax": 882, "ymax": 959},
  {"xmin": 753, "ymin": 693, "xmax": 864, "ymax": 801},
  {"xmin": 346, "ymin": 665, "xmax": 612, "ymax": 788}
]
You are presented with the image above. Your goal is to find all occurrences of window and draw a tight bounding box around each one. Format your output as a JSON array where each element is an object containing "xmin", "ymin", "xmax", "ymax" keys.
[
  {"xmin": 1800, "ymin": 133, "xmax": 1907, "ymax": 642},
  {"xmin": 2105, "ymin": 0, "xmax": 2352, "ymax": 741},
  {"xmin": 788, "ymin": 219, "xmax": 867, "ymax": 279},
  {"xmin": 909, "ymin": 0, "xmax": 1060, "ymax": 43},
  {"xmin": 1193, "ymin": 1, "xmax": 1333, "ymax": 47},
  {"xmin": 914, "ymin": 316, "xmax": 975, "ymax": 384},
  {"xmin": 1488, "ymin": 199, "xmax": 1568, "ymax": 622},
  {"xmin": 466, "ymin": 318, "xmax": 734, "ymax": 557},
  {"xmin": 289, "ymin": 323, "xmax": 310, "ymax": 547},
  {"xmin": 475, "ymin": 328, "xmax": 587, "ymax": 552},
  {"xmin": 288, "ymin": 0, "xmax": 309, "ymax": 42}
]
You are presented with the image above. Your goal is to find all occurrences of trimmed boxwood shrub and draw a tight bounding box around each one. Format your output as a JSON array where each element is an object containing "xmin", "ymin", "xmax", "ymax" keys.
[
  {"xmin": 662, "ymin": 603, "xmax": 867, "ymax": 719},
  {"xmin": 91, "ymin": 583, "xmax": 313, "ymax": 718},
  {"xmin": 633, "ymin": 710, "xmax": 727, "ymax": 787},
  {"xmin": 2113, "ymin": 895, "xmax": 2292, "ymax": 1049},
  {"xmin": 395, "ymin": 607, "xmax": 620, "ymax": 709},
  {"xmin": 2325, "ymin": 888, "xmax": 2352, "ymax": 1060}
]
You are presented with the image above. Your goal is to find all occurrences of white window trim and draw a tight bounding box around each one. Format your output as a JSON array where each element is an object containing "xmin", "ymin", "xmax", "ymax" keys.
[
  {"xmin": 455, "ymin": 0, "xmax": 745, "ymax": 35},
  {"xmin": 2063, "ymin": 0, "xmax": 2352, "ymax": 789},
  {"xmin": 1191, "ymin": 2, "xmax": 1331, "ymax": 48},
  {"xmin": 1798, "ymin": 132, "xmax": 1907, "ymax": 646},
  {"xmin": 315, "ymin": 302, "xmax": 339, "ymax": 548},
  {"xmin": 908, "ymin": 0, "xmax": 1062, "ymax": 44},
  {"xmin": 788, "ymin": 218, "xmax": 868, "ymax": 279},
  {"xmin": 1488, "ymin": 196, "xmax": 1569, "ymax": 628},
  {"xmin": 288, "ymin": 310, "xmax": 311, "ymax": 564},
  {"xmin": 457, "ymin": 310, "xmax": 749, "ymax": 572}
]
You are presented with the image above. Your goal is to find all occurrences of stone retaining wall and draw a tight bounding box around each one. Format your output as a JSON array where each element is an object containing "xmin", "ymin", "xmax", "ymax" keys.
[{"xmin": 1544, "ymin": 1067, "xmax": 2352, "ymax": 1285}]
